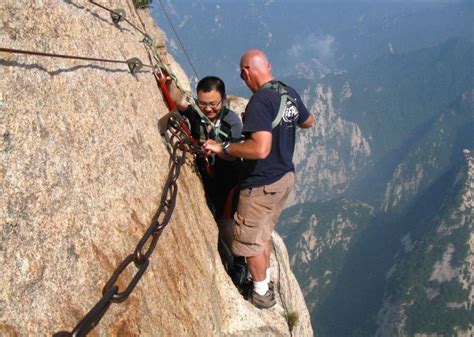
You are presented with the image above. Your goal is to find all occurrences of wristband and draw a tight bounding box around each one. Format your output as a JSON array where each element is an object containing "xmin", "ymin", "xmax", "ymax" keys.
[{"xmin": 222, "ymin": 141, "xmax": 230, "ymax": 156}]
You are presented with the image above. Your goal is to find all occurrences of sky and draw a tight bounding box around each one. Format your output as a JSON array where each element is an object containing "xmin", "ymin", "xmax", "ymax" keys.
[{"xmin": 151, "ymin": 0, "xmax": 472, "ymax": 93}]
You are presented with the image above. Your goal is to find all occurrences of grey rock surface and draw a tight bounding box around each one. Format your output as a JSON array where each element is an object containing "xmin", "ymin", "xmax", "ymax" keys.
[{"xmin": 0, "ymin": 1, "xmax": 312, "ymax": 336}]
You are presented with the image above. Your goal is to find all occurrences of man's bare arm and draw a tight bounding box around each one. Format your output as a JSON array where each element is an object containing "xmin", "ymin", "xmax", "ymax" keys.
[
  {"xmin": 298, "ymin": 114, "xmax": 315, "ymax": 129},
  {"xmin": 161, "ymin": 75, "xmax": 189, "ymax": 111},
  {"xmin": 203, "ymin": 131, "xmax": 272, "ymax": 160}
]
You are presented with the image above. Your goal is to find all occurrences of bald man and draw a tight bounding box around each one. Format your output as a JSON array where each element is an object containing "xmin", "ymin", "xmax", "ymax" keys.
[{"xmin": 204, "ymin": 49, "xmax": 314, "ymax": 309}]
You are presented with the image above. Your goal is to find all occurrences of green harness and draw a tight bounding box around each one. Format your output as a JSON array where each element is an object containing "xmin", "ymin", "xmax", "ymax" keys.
[
  {"xmin": 189, "ymin": 100, "xmax": 229, "ymax": 141},
  {"xmin": 198, "ymin": 106, "xmax": 230, "ymax": 144},
  {"xmin": 261, "ymin": 80, "xmax": 298, "ymax": 128}
]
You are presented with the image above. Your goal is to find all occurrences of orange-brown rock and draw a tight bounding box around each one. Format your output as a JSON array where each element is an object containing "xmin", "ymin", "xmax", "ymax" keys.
[{"xmin": 0, "ymin": 1, "xmax": 312, "ymax": 336}]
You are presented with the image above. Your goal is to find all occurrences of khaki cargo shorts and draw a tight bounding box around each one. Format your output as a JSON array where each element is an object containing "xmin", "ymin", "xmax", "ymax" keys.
[{"xmin": 232, "ymin": 171, "xmax": 294, "ymax": 257}]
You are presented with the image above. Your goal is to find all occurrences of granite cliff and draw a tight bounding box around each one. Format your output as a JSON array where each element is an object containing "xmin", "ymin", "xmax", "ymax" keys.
[{"xmin": 0, "ymin": 1, "xmax": 312, "ymax": 336}]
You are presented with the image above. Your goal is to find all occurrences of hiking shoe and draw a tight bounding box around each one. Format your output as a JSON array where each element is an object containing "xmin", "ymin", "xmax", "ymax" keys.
[
  {"xmin": 249, "ymin": 289, "xmax": 276, "ymax": 309},
  {"xmin": 240, "ymin": 280, "xmax": 274, "ymax": 300}
]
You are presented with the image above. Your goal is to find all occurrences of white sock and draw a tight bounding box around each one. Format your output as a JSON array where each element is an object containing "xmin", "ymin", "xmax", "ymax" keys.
[
  {"xmin": 253, "ymin": 279, "xmax": 269, "ymax": 295},
  {"xmin": 265, "ymin": 268, "xmax": 272, "ymax": 284}
]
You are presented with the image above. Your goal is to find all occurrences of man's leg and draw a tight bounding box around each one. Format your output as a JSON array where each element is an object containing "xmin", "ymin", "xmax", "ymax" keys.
[
  {"xmin": 263, "ymin": 240, "xmax": 272, "ymax": 286},
  {"xmin": 264, "ymin": 240, "xmax": 271, "ymax": 270},
  {"xmin": 260, "ymin": 173, "xmax": 295, "ymax": 292},
  {"xmin": 232, "ymin": 187, "xmax": 273, "ymax": 304},
  {"xmin": 246, "ymin": 253, "xmax": 267, "ymax": 282},
  {"xmin": 232, "ymin": 173, "xmax": 294, "ymax": 308}
]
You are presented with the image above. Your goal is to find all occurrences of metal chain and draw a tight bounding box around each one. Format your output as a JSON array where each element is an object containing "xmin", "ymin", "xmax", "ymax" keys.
[
  {"xmin": 53, "ymin": 112, "xmax": 203, "ymax": 337},
  {"xmin": 1, "ymin": 3, "xmax": 212, "ymax": 335}
]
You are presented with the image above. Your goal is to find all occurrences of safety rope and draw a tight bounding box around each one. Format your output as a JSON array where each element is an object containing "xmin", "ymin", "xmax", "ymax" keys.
[
  {"xmin": 89, "ymin": 0, "xmax": 151, "ymax": 43},
  {"xmin": 129, "ymin": 5, "xmax": 229, "ymax": 141},
  {"xmin": 157, "ymin": 0, "xmax": 199, "ymax": 79},
  {"xmin": 0, "ymin": 47, "xmax": 150, "ymax": 74},
  {"xmin": 90, "ymin": 0, "xmax": 227, "ymax": 140}
]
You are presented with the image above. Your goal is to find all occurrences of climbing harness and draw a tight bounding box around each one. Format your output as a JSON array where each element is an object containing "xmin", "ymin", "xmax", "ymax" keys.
[{"xmin": 261, "ymin": 80, "xmax": 298, "ymax": 129}]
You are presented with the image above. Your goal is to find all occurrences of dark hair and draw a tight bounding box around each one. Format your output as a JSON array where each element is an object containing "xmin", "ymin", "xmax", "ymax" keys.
[{"xmin": 196, "ymin": 76, "xmax": 226, "ymax": 98}]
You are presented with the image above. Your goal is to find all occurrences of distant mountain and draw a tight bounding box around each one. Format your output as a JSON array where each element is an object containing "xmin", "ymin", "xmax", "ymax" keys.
[
  {"xmin": 376, "ymin": 151, "xmax": 473, "ymax": 337},
  {"xmin": 151, "ymin": 0, "xmax": 472, "ymax": 92},
  {"xmin": 280, "ymin": 198, "xmax": 374, "ymax": 314},
  {"xmin": 292, "ymin": 38, "xmax": 473, "ymax": 206},
  {"xmin": 282, "ymin": 151, "xmax": 473, "ymax": 337},
  {"xmin": 381, "ymin": 90, "xmax": 474, "ymax": 212},
  {"xmin": 291, "ymin": 81, "xmax": 372, "ymax": 203},
  {"xmin": 281, "ymin": 43, "xmax": 473, "ymax": 336},
  {"xmin": 331, "ymin": 38, "xmax": 473, "ymax": 160}
]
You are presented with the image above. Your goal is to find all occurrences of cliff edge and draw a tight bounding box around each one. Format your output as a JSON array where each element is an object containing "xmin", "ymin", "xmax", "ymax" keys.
[{"xmin": 0, "ymin": 1, "xmax": 312, "ymax": 336}]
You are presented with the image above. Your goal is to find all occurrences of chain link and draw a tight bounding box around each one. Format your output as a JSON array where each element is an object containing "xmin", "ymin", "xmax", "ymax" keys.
[
  {"xmin": 0, "ymin": 2, "xmax": 216, "ymax": 335},
  {"xmin": 53, "ymin": 112, "xmax": 204, "ymax": 337}
]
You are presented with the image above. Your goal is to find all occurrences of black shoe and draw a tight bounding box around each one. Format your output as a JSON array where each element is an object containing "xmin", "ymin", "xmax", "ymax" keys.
[
  {"xmin": 239, "ymin": 278, "xmax": 253, "ymax": 300},
  {"xmin": 231, "ymin": 258, "xmax": 249, "ymax": 288}
]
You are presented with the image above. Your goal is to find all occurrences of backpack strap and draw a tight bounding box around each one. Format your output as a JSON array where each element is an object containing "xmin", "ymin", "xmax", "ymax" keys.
[
  {"xmin": 212, "ymin": 106, "xmax": 230, "ymax": 142},
  {"xmin": 261, "ymin": 80, "xmax": 297, "ymax": 128}
]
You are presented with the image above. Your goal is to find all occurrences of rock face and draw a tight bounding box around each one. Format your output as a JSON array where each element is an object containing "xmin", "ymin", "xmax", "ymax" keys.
[
  {"xmin": 375, "ymin": 151, "xmax": 474, "ymax": 337},
  {"xmin": 291, "ymin": 83, "xmax": 371, "ymax": 204},
  {"xmin": 0, "ymin": 1, "xmax": 312, "ymax": 336}
]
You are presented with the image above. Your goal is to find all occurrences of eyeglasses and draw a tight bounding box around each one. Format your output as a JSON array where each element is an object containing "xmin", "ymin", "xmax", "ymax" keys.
[
  {"xmin": 197, "ymin": 98, "xmax": 223, "ymax": 109},
  {"xmin": 240, "ymin": 66, "xmax": 250, "ymax": 80}
]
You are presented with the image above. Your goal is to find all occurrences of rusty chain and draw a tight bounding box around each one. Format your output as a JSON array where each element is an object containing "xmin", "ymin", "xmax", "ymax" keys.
[
  {"xmin": 53, "ymin": 112, "xmax": 204, "ymax": 337},
  {"xmin": 0, "ymin": 2, "xmax": 211, "ymax": 335}
]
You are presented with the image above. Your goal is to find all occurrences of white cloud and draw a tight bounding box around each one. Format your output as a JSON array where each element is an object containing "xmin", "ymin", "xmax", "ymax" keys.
[
  {"xmin": 178, "ymin": 15, "xmax": 190, "ymax": 29},
  {"xmin": 288, "ymin": 34, "xmax": 336, "ymax": 61},
  {"xmin": 266, "ymin": 32, "xmax": 273, "ymax": 47}
]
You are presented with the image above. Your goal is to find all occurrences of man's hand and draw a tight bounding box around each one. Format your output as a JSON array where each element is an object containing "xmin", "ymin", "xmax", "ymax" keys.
[
  {"xmin": 203, "ymin": 139, "xmax": 223, "ymax": 156},
  {"xmin": 155, "ymin": 68, "xmax": 188, "ymax": 111}
]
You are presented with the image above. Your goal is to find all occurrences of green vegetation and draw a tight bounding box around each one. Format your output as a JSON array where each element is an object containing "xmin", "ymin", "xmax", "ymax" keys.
[
  {"xmin": 384, "ymin": 160, "xmax": 473, "ymax": 336},
  {"xmin": 133, "ymin": 0, "xmax": 152, "ymax": 8},
  {"xmin": 286, "ymin": 311, "xmax": 299, "ymax": 332}
]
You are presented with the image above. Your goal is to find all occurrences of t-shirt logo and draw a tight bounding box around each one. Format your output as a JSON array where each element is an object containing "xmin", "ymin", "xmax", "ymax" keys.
[{"xmin": 283, "ymin": 100, "xmax": 299, "ymax": 124}]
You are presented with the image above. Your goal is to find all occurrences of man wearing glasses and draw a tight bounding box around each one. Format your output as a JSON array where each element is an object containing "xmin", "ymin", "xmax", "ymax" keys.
[
  {"xmin": 204, "ymin": 50, "xmax": 315, "ymax": 309},
  {"xmin": 163, "ymin": 75, "xmax": 248, "ymax": 287}
]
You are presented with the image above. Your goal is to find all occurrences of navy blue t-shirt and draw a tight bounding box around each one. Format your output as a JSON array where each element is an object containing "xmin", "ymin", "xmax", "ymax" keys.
[{"xmin": 240, "ymin": 80, "xmax": 310, "ymax": 189}]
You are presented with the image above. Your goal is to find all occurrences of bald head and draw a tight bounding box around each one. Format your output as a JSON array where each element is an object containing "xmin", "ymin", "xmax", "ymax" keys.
[{"xmin": 240, "ymin": 49, "xmax": 273, "ymax": 92}]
